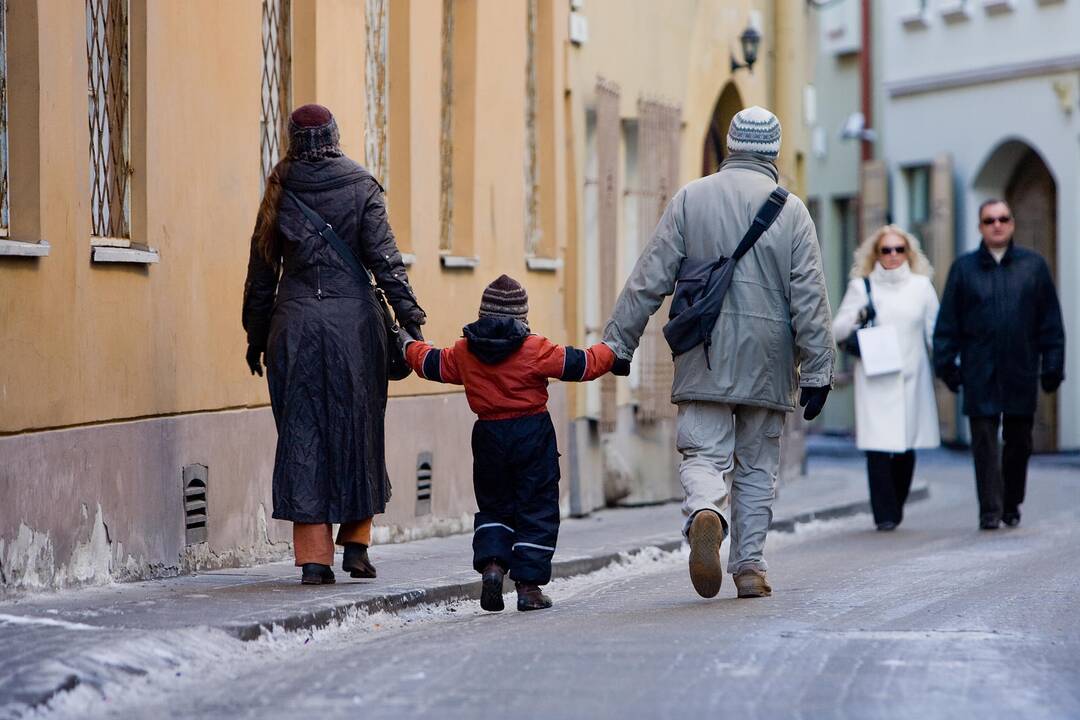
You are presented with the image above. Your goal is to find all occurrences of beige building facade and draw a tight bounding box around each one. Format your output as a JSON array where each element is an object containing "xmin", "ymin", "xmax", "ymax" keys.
[{"xmin": 0, "ymin": 0, "xmax": 814, "ymax": 593}]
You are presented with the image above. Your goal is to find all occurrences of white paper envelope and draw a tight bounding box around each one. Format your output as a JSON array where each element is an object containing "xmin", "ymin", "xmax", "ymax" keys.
[{"xmin": 856, "ymin": 325, "xmax": 903, "ymax": 377}]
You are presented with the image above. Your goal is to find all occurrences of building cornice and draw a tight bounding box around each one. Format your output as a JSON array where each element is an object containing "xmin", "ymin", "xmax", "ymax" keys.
[{"xmin": 887, "ymin": 52, "xmax": 1080, "ymax": 98}]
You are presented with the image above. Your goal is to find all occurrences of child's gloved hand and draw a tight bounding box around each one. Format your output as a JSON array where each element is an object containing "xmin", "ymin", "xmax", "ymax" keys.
[{"xmin": 611, "ymin": 357, "xmax": 631, "ymax": 377}]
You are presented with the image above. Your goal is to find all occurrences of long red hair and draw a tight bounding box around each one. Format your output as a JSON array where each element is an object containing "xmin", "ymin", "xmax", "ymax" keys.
[{"xmin": 254, "ymin": 158, "xmax": 291, "ymax": 264}]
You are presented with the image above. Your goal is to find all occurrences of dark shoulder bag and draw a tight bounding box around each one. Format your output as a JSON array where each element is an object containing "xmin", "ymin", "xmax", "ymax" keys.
[
  {"xmin": 284, "ymin": 190, "xmax": 412, "ymax": 381},
  {"xmin": 663, "ymin": 186, "xmax": 789, "ymax": 368},
  {"xmin": 838, "ymin": 277, "xmax": 874, "ymax": 358}
]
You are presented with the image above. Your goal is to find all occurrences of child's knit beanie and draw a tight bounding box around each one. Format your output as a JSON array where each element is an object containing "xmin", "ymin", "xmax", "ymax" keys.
[{"xmin": 479, "ymin": 275, "xmax": 529, "ymax": 321}]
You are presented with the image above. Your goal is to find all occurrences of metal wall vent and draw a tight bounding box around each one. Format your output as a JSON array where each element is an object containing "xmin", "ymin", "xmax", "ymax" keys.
[
  {"xmin": 183, "ymin": 464, "xmax": 208, "ymax": 545},
  {"xmin": 416, "ymin": 452, "xmax": 433, "ymax": 516}
]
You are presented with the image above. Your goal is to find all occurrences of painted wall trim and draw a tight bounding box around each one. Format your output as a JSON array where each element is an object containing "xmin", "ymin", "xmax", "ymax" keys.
[
  {"xmin": 91, "ymin": 245, "xmax": 161, "ymax": 264},
  {"xmin": 888, "ymin": 53, "xmax": 1080, "ymax": 98},
  {"xmin": 0, "ymin": 239, "xmax": 51, "ymax": 257}
]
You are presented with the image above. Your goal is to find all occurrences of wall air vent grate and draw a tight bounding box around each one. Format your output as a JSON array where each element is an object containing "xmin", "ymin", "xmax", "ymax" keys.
[
  {"xmin": 183, "ymin": 464, "xmax": 208, "ymax": 545},
  {"xmin": 416, "ymin": 452, "xmax": 433, "ymax": 516}
]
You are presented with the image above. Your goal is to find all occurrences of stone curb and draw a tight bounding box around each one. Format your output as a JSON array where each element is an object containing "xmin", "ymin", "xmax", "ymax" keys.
[{"xmin": 221, "ymin": 483, "xmax": 929, "ymax": 642}]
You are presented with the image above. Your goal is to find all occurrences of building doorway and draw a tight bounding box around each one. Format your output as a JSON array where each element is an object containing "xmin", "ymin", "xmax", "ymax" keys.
[
  {"xmin": 974, "ymin": 140, "xmax": 1059, "ymax": 451},
  {"xmin": 701, "ymin": 82, "xmax": 743, "ymax": 176},
  {"xmin": 1007, "ymin": 149, "xmax": 1058, "ymax": 452}
]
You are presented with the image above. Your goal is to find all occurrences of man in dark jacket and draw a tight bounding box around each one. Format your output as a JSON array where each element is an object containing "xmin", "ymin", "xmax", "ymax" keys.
[{"xmin": 934, "ymin": 199, "xmax": 1065, "ymax": 530}]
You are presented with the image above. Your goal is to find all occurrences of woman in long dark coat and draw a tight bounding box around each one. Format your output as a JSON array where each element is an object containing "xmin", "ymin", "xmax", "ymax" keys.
[{"xmin": 242, "ymin": 105, "xmax": 426, "ymax": 585}]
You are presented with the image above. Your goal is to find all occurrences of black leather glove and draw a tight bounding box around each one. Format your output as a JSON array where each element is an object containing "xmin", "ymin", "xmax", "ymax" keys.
[
  {"xmin": 942, "ymin": 366, "xmax": 962, "ymax": 394},
  {"xmin": 611, "ymin": 357, "xmax": 631, "ymax": 377},
  {"xmin": 403, "ymin": 323, "xmax": 424, "ymax": 342},
  {"xmin": 1041, "ymin": 371, "xmax": 1064, "ymax": 394},
  {"xmin": 246, "ymin": 345, "xmax": 265, "ymax": 377},
  {"xmin": 799, "ymin": 385, "xmax": 830, "ymax": 421}
]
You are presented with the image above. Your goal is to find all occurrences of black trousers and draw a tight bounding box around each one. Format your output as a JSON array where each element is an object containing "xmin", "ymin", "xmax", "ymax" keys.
[
  {"xmin": 866, "ymin": 451, "xmax": 916, "ymax": 526},
  {"xmin": 969, "ymin": 415, "xmax": 1034, "ymax": 523},
  {"xmin": 471, "ymin": 412, "xmax": 561, "ymax": 585}
]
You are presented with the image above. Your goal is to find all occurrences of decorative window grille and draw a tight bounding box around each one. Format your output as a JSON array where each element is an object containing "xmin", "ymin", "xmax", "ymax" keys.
[
  {"xmin": 636, "ymin": 98, "xmax": 681, "ymax": 423},
  {"xmin": 365, "ymin": 0, "xmax": 388, "ymax": 187},
  {"xmin": 523, "ymin": 0, "xmax": 540, "ymax": 256},
  {"xmin": 438, "ymin": 0, "xmax": 455, "ymax": 252},
  {"xmin": 261, "ymin": 0, "xmax": 291, "ymax": 183},
  {"xmin": 596, "ymin": 78, "xmax": 620, "ymax": 432},
  {"xmin": 86, "ymin": 0, "xmax": 131, "ymax": 239},
  {"xmin": 0, "ymin": 0, "xmax": 8, "ymax": 236}
]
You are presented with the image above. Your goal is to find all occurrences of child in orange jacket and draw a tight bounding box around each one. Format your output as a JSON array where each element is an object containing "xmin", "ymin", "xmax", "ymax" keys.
[{"xmin": 403, "ymin": 274, "xmax": 627, "ymax": 611}]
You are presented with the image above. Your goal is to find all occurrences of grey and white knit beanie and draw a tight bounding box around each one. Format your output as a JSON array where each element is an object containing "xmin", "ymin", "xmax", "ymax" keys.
[
  {"xmin": 726, "ymin": 106, "xmax": 781, "ymax": 158},
  {"xmin": 479, "ymin": 275, "xmax": 529, "ymax": 322}
]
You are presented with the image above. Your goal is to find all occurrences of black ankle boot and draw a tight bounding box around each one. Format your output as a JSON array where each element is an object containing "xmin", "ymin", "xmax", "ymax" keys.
[
  {"xmin": 301, "ymin": 563, "xmax": 336, "ymax": 585},
  {"xmin": 515, "ymin": 581, "xmax": 553, "ymax": 611},
  {"xmin": 480, "ymin": 561, "xmax": 505, "ymax": 612},
  {"xmin": 342, "ymin": 543, "xmax": 377, "ymax": 579}
]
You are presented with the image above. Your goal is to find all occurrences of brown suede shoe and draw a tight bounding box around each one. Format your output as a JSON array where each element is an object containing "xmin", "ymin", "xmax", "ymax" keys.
[
  {"xmin": 515, "ymin": 582, "xmax": 553, "ymax": 611},
  {"xmin": 687, "ymin": 511, "xmax": 724, "ymax": 598},
  {"xmin": 733, "ymin": 568, "xmax": 771, "ymax": 598}
]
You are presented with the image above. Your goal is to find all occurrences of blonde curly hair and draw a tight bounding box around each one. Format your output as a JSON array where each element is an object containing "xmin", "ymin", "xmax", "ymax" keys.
[{"xmin": 850, "ymin": 224, "xmax": 934, "ymax": 279}]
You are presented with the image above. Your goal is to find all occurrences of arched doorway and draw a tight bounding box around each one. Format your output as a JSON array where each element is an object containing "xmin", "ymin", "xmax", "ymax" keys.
[
  {"xmin": 973, "ymin": 140, "xmax": 1059, "ymax": 451},
  {"xmin": 701, "ymin": 82, "xmax": 743, "ymax": 176}
]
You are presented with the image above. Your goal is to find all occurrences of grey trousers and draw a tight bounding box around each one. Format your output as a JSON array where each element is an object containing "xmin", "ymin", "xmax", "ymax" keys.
[{"xmin": 676, "ymin": 401, "xmax": 785, "ymax": 575}]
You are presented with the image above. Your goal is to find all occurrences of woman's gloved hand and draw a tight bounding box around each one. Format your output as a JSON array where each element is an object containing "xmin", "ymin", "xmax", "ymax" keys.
[
  {"xmin": 246, "ymin": 345, "xmax": 265, "ymax": 377},
  {"xmin": 611, "ymin": 357, "xmax": 631, "ymax": 377},
  {"xmin": 799, "ymin": 385, "xmax": 830, "ymax": 421}
]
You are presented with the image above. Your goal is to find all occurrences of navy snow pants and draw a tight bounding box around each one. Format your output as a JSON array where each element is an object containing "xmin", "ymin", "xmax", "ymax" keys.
[{"xmin": 471, "ymin": 412, "xmax": 561, "ymax": 585}]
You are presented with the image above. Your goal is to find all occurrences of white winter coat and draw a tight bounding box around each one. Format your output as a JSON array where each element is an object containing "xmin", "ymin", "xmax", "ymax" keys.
[{"xmin": 833, "ymin": 262, "xmax": 941, "ymax": 453}]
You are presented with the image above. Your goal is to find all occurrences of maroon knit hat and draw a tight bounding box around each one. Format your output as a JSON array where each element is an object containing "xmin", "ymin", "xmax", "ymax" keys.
[
  {"xmin": 287, "ymin": 104, "xmax": 342, "ymax": 161},
  {"xmin": 479, "ymin": 275, "xmax": 529, "ymax": 322}
]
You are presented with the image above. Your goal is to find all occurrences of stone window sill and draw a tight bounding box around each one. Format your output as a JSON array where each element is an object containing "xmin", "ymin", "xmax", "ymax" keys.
[
  {"xmin": 440, "ymin": 254, "xmax": 479, "ymax": 270},
  {"xmin": 526, "ymin": 256, "xmax": 563, "ymax": 272},
  {"xmin": 91, "ymin": 240, "xmax": 160, "ymax": 264},
  {"xmin": 401, "ymin": 252, "xmax": 416, "ymax": 267},
  {"xmin": 0, "ymin": 238, "xmax": 51, "ymax": 257},
  {"xmin": 983, "ymin": 0, "xmax": 1015, "ymax": 15},
  {"xmin": 940, "ymin": 2, "xmax": 973, "ymax": 23},
  {"xmin": 900, "ymin": 9, "xmax": 931, "ymax": 30}
]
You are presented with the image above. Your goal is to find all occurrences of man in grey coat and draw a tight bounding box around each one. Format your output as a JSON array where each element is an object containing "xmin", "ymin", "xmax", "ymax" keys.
[{"xmin": 603, "ymin": 107, "xmax": 834, "ymax": 599}]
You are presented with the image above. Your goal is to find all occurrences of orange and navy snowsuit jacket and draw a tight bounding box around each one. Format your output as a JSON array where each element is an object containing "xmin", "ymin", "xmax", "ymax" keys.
[
  {"xmin": 404, "ymin": 316, "xmax": 616, "ymax": 420},
  {"xmin": 405, "ymin": 316, "xmax": 615, "ymax": 584}
]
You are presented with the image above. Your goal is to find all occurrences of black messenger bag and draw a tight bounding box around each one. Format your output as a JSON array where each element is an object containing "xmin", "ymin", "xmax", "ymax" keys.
[
  {"xmin": 662, "ymin": 186, "xmax": 789, "ymax": 367},
  {"xmin": 284, "ymin": 189, "xmax": 413, "ymax": 381}
]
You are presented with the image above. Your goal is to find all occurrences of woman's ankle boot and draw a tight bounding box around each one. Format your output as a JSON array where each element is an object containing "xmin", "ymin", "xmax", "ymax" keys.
[
  {"xmin": 342, "ymin": 542, "xmax": 377, "ymax": 578},
  {"xmin": 300, "ymin": 563, "xmax": 336, "ymax": 585}
]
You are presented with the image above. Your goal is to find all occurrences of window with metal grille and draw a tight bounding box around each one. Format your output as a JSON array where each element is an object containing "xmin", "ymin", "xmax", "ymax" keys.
[
  {"xmin": 523, "ymin": 0, "xmax": 539, "ymax": 256},
  {"xmin": 261, "ymin": 0, "xmax": 291, "ymax": 183},
  {"xmin": 86, "ymin": 0, "xmax": 130, "ymax": 240},
  {"xmin": 0, "ymin": 0, "xmax": 9, "ymax": 236},
  {"xmin": 365, "ymin": 0, "xmax": 388, "ymax": 188}
]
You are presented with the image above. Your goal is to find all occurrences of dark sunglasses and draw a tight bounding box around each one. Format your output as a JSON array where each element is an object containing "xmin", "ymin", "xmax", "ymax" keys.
[
  {"xmin": 879, "ymin": 246, "xmax": 907, "ymax": 256},
  {"xmin": 981, "ymin": 215, "xmax": 1012, "ymax": 226}
]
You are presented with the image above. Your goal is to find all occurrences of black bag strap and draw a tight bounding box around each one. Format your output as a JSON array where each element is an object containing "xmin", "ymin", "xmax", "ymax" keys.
[
  {"xmin": 284, "ymin": 189, "xmax": 376, "ymax": 288},
  {"xmin": 731, "ymin": 186, "xmax": 789, "ymax": 263},
  {"xmin": 863, "ymin": 276, "xmax": 875, "ymax": 324}
]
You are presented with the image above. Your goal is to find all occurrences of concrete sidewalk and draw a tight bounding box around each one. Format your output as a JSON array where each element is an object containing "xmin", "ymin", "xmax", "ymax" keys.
[{"xmin": 0, "ymin": 453, "xmax": 927, "ymax": 713}]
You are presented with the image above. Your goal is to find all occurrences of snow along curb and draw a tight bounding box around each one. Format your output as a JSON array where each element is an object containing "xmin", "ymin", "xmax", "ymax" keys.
[{"xmin": 220, "ymin": 483, "xmax": 929, "ymax": 641}]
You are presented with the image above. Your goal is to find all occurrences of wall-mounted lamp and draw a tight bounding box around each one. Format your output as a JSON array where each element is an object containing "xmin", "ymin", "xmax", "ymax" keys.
[{"xmin": 731, "ymin": 25, "xmax": 762, "ymax": 74}]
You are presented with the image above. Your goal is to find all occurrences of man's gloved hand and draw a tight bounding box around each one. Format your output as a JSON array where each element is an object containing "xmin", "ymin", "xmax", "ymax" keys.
[
  {"xmin": 611, "ymin": 357, "xmax": 631, "ymax": 377},
  {"xmin": 246, "ymin": 345, "xmax": 265, "ymax": 377},
  {"xmin": 799, "ymin": 385, "xmax": 830, "ymax": 421},
  {"xmin": 942, "ymin": 366, "xmax": 962, "ymax": 394},
  {"xmin": 1041, "ymin": 371, "xmax": 1064, "ymax": 394}
]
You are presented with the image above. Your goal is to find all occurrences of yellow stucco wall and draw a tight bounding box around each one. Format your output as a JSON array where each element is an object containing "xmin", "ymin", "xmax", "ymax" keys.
[{"xmin": 0, "ymin": 0, "xmax": 571, "ymax": 434}]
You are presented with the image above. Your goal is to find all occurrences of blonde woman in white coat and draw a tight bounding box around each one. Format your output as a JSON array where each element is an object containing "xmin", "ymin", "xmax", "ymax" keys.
[{"xmin": 834, "ymin": 226, "xmax": 941, "ymax": 531}]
